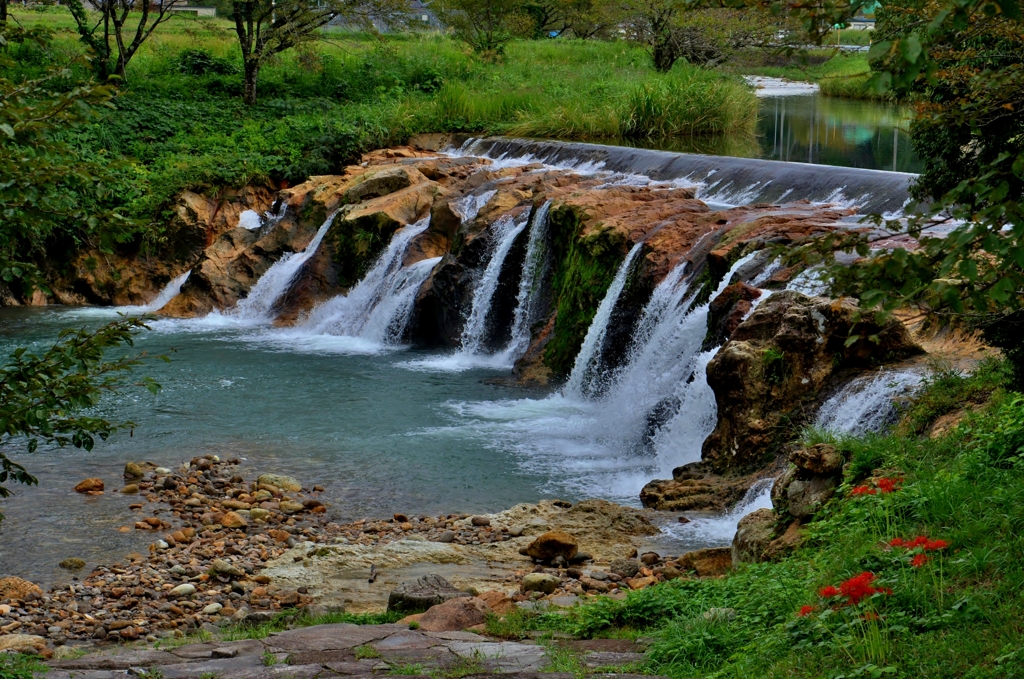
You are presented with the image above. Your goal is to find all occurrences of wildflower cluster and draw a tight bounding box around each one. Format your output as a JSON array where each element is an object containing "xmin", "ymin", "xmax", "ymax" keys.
[
  {"xmin": 819, "ymin": 571, "xmax": 893, "ymax": 606},
  {"xmin": 850, "ymin": 477, "xmax": 904, "ymax": 496},
  {"xmin": 890, "ymin": 535, "xmax": 950, "ymax": 567}
]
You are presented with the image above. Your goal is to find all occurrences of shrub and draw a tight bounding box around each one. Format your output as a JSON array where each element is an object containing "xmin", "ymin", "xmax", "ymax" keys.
[{"xmin": 178, "ymin": 49, "xmax": 238, "ymax": 75}]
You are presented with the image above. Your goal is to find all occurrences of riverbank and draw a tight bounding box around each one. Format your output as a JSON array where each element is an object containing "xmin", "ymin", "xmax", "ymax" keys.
[{"xmin": 0, "ymin": 454, "xmax": 733, "ymax": 655}]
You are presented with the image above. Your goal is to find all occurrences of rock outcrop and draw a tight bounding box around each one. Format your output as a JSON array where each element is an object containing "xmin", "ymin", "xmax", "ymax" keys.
[{"xmin": 701, "ymin": 291, "xmax": 922, "ymax": 474}]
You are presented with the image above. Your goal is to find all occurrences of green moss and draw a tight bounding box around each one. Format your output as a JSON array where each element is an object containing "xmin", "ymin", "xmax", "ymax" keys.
[
  {"xmin": 331, "ymin": 213, "xmax": 401, "ymax": 289},
  {"xmin": 541, "ymin": 204, "xmax": 630, "ymax": 375}
]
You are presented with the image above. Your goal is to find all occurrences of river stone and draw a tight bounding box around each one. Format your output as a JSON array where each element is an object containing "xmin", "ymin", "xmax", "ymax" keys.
[
  {"xmin": 212, "ymin": 559, "xmax": 245, "ymax": 577},
  {"xmin": 470, "ymin": 516, "xmax": 491, "ymax": 526},
  {"xmin": 249, "ymin": 507, "xmax": 272, "ymax": 522},
  {"xmin": 522, "ymin": 530, "xmax": 578, "ymax": 562},
  {"xmin": 257, "ymin": 473, "xmax": 302, "ymax": 492},
  {"xmin": 731, "ymin": 508, "xmax": 777, "ymax": 565},
  {"xmin": 58, "ymin": 557, "xmax": 86, "ymax": 570},
  {"xmin": 203, "ymin": 602, "xmax": 224, "ymax": 615},
  {"xmin": 0, "ymin": 576, "xmax": 42, "ymax": 600},
  {"xmin": 171, "ymin": 584, "xmax": 197, "ymax": 597},
  {"xmin": 280, "ymin": 500, "xmax": 304, "ymax": 514},
  {"xmin": 435, "ymin": 530, "xmax": 456, "ymax": 543},
  {"xmin": 609, "ymin": 559, "xmax": 640, "ymax": 578},
  {"xmin": 220, "ymin": 511, "xmax": 248, "ymax": 528},
  {"xmin": 679, "ymin": 547, "xmax": 733, "ymax": 577},
  {"xmin": 0, "ymin": 634, "xmax": 48, "ymax": 655},
  {"xmin": 416, "ymin": 596, "xmax": 490, "ymax": 632},
  {"xmin": 522, "ymin": 573, "xmax": 561, "ymax": 594},
  {"xmin": 387, "ymin": 574, "xmax": 471, "ymax": 613},
  {"xmin": 74, "ymin": 477, "xmax": 104, "ymax": 493},
  {"xmin": 124, "ymin": 461, "xmax": 145, "ymax": 480}
]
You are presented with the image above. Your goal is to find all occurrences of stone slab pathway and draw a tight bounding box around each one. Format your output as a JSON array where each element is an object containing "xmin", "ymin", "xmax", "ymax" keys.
[{"xmin": 43, "ymin": 623, "xmax": 660, "ymax": 679}]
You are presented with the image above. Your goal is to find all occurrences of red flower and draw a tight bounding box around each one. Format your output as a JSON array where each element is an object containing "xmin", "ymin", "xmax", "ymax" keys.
[
  {"xmin": 819, "ymin": 585, "xmax": 841, "ymax": 598},
  {"xmin": 851, "ymin": 486, "xmax": 877, "ymax": 496},
  {"xmin": 797, "ymin": 605, "xmax": 816, "ymax": 617},
  {"xmin": 925, "ymin": 539, "xmax": 950, "ymax": 551},
  {"xmin": 839, "ymin": 572, "xmax": 884, "ymax": 605},
  {"xmin": 907, "ymin": 536, "xmax": 930, "ymax": 548},
  {"xmin": 863, "ymin": 611, "xmax": 879, "ymax": 621},
  {"xmin": 889, "ymin": 537, "xmax": 906, "ymax": 547},
  {"xmin": 877, "ymin": 477, "xmax": 903, "ymax": 493},
  {"xmin": 911, "ymin": 553, "xmax": 929, "ymax": 568}
]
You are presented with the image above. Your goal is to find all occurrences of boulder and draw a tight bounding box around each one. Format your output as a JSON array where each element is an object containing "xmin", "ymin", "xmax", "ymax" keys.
[
  {"xmin": 522, "ymin": 530, "xmax": 578, "ymax": 563},
  {"xmin": 416, "ymin": 596, "xmax": 490, "ymax": 632},
  {"xmin": 0, "ymin": 576, "xmax": 43, "ymax": 601},
  {"xmin": 387, "ymin": 574, "xmax": 471, "ymax": 613},
  {"xmin": 74, "ymin": 478, "xmax": 104, "ymax": 493},
  {"xmin": 522, "ymin": 573, "xmax": 561, "ymax": 594},
  {"xmin": 123, "ymin": 462, "xmax": 145, "ymax": 480},
  {"xmin": 640, "ymin": 462, "xmax": 756, "ymax": 511},
  {"xmin": 702, "ymin": 291, "xmax": 922, "ymax": 474},
  {"xmin": 257, "ymin": 474, "xmax": 302, "ymax": 492},
  {"xmin": 790, "ymin": 444, "xmax": 843, "ymax": 475},
  {"xmin": 58, "ymin": 558, "xmax": 86, "ymax": 570},
  {"xmin": 762, "ymin": 520, "xmax": 805, "ymax": 560},
  {"xmin": 609, "ymin": 559, "xmax": 640, "ymax": 579},
  {"xmin": 787, "ymin": 475, "xmax": 839, "ymax": 519},
  {"xmin": 0, "ymin": 634, "xmax": 49, "ymax": 656},
  {"xmin": 678, "ymin": 547, "xmax": 733, "ymax": 577},
  {"xmin": 476, "ymin": 590, "xmax": 515, "ymax": 614},
  {"xmin": 731, "ymin": 508, "xmax": 777, "ymax": 565}
]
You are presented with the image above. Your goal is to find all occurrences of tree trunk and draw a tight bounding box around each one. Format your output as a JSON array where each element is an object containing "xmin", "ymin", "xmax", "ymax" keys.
[
  {"xmin": 243, "ymin": 59, "xmax": 260, "ymax": 106},
  {"xmin": 1, "ymin": 0, "xmax": 8, "ymax": 26}
]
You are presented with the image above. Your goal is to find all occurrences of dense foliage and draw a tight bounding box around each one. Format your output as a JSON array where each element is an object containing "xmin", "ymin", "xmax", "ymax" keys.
[{"xmin": 491, "ymin": 360, "xmax": 1024, "ymax": 678}]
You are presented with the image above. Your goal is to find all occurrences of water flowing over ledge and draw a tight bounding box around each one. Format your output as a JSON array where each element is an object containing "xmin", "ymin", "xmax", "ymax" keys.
[{"xmin": 450, "ymin": 135, "xmax": 916, "ymax": 215}]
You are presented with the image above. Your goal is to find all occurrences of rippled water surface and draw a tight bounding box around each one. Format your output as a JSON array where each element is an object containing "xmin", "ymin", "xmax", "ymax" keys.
[{"xmin": 0, "ymin": 306, "xmax": 732, "ymax": 586}]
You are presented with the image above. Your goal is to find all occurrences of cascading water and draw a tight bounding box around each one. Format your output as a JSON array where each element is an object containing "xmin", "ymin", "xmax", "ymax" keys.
[
  {"xmin": 816, "ymin": 369, "xmax": 923, "ymax": 435},
  {"xmin": 659, "ymin": 477, "xmax": 775, "ymax": 547},
  {"xmin": 564, "ymin": 242, "xmax": 645, "ymax": 398},
  {"xmin": 231, "ymin": 212, "xmax": 336, "ymax": 322},
  {"xmin": 498, "ymin": 201, "xmax": 552, "ymax": 363},
  {"xmin": 458, "ymin": 212, "xmax": 531, "ymax": 356},
  {"xmin": 300, "ymin": 218, "xmax": 436, "ymax": 343},
  {"xmin": 118, "ymin": 271, "xmax": 190, "ymax": 313}
]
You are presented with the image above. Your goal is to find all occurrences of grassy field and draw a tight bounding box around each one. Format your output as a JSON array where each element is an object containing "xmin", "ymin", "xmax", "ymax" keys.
[
  {"xmin": 483, "ymin": 357, "xmax": 1024, "ymax": 678},
  {"xmin": 4, "ymin": 8, "xmax": 758, "ymax": 246}
]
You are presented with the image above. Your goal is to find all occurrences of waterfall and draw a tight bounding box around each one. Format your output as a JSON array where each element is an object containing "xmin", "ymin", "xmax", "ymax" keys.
[
  {"xmin": 300, "ymin": 218, "xmax": 434, "ymax": 343},
  {"xmin": 498, "ymin": 201, "xmax": 552, "ymax": 363},
  {"xmin": 816, "ymin": 369, "xmax": 923, "ymax": 436},
  {"xmin": 232, "ymin": 212, "xmax": 336, "ymax": 321},
  {"xmin": 660, "ymin": 477, "xmax": 775, "ymax": 545},
  {"xmin": 144, "ymin": 271, "xmax": 191, "ymax": 312},
  {"xmin": 455, "ymin": 190, "xmax": 496, "ymax": 223},
  {"xmin": 458, "ymin": 212, "xmax": 531, "ymax": 355},
  {"xmin": 564, "ymin": 242, "xmax": 645, "ymax": 398}
]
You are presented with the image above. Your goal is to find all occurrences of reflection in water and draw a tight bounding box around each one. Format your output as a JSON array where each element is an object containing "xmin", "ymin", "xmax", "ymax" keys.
[
  {"xmin": 618, "ymin": 94, "xmax": 921, "ymax": 173},
  {"xmin": 756, "ymin": 95, "xmax": 921, "ymax": 172}
]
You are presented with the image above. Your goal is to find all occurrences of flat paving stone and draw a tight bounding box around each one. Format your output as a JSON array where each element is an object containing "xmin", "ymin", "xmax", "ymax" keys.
[
  {"xmin": 583, "ymin": 652, "xmax": 647, "ymax": 668},
  {"xmin": 372, "ymin": 630, "xmax": 445, "ymax": 651},
  {"xmin": 146, "ymin": 655, "xmax": 265, "ymax": 679},
  {"xmin": 169, "ymin": 639, "xmax": 266, "ymax": 660},
  {"xmin": 423, "ymin": 630, "xmax": 488, "ymax": 642},
  {"xmin": 378, "ymin": 646, "xmax": 454, "ymax": 665},
  {"xmin": 447, "ymin": 641, "xmax": 547, "ymax": 663},
  {"xmin": 49, "ymin": 650, "xmax": 181, "ymax": 670},
  {"xmin": 265, "ymin": 623, "xmax": 406, "ymax": 652},
  {"xmin": 323, "ymin": 660, "xmax": 389, "ymax": 675},
  {"xmin": 216, "ymin": 663, "xmax": 331, "ymax": 679},
  {"xmin": 559, "ymin": 639, "xmax": 644, "ymax": 653},
  {"xmin": 286, "ymin": 650, "xmax": 357, "ymax": 665}
]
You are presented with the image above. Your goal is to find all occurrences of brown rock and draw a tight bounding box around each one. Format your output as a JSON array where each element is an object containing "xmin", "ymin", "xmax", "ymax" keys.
[
  {"xmin": 416, "ymin": 597, "xmax": 490, "ymax": 632},
  {"xmin": 0, "ymin": 577, "xmax": 43, "ymax": 601},
  {"xmin": 0, "ymin": 634, "xmax": 49, "ymax": 656},
  {"xmin": 627, "ymin": 576, "xmax": 657, "ymax": 590},
  {"xmin": 678, "ymin": 547, "xmax": 733, "ymax": 577},
  {"xmin": 523, "ymin": 530, "xmax": 578, "ymax": 562},
  {"xmin": 121, "ymin": 484, "xmax": 139, "ymax": 494},
  {"xmin": 790, "ymin": 444, "xmax": 844, "ymax": 475},
  {"xmin": 731, "ymin": 508, "xmax": 777, "ymax": 565},
  {"xmin": 221, "ymin": 511, "xmax": 248, "ymax": 529},
  {"xmin": 74, "ymin": 478, "xmax": 104, "ymax": 493},
  {"xmin": 763, "ymin": 520, "xmax": 805, "ymax": 560},
  {"xmin": 476, "ymin": 590, "xmax": 515, "ymax": 615}
]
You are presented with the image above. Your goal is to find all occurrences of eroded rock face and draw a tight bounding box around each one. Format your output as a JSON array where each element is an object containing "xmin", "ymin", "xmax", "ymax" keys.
[
  {"xmin": 701, "ymin": 291, "xmax": 922, "ymax": 474},
  {"xmin": 639, "ymin": 462, "xmax": 758, "ymax": 511},
  {"xmin": 732, "ymin": 508, "xmax": 777, "ymax": 565}
]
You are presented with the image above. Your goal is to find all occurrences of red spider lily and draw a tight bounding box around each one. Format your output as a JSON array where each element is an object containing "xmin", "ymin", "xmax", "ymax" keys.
[
  {"xmin": 819, "ymin": 585, "xmax": 841, "ymax": 598},
  {"xmin": 925, "ymin": 539, "xmax": 950, "ymax": 551},
  {"xmin": 890, "ymin": 536, "xmax": 950, "ymax": 551},
  {"xmin": 876, "ymin": 477, "xmax": 904, "ymax": 493},
  {"xmin": 839, "ymin": 572, "xmax": 886, "ymax": 605},
  {"xmin": 911, "ymin": 553, "xmax": 929, "ymax": 568},
  {"xmin": 907, "ymin": 536, "xmax": 930, "ymax": 548},
  {"xmin": 851, "ymin": 486, "xmax": 877, "ymax": 496},
  {"xmin": 889, "ymin": 537, "xmax": 906, "ymax": 547},
  {"xmin": 797, "ymin": 605, "xmax": 816, "ymax": 617}
]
